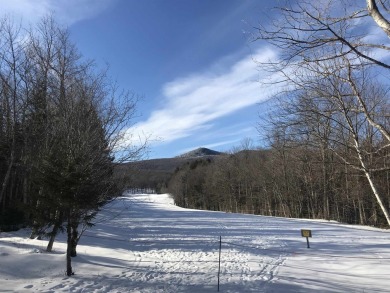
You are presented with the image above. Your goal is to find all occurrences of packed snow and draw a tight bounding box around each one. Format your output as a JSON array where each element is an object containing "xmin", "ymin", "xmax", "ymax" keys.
[{"xmin": 1, "ymin": 193, "xmax": 390, "ymax": 292}]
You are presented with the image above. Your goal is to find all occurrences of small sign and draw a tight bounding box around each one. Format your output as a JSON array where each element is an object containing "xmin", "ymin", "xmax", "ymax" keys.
[
  {"xmin": 301, "ymin": 229, "xmax": 312, "ymax": 248},
  {"xmin": 301, "ymin": 229, "xmax": 312, "ymax": 238}
]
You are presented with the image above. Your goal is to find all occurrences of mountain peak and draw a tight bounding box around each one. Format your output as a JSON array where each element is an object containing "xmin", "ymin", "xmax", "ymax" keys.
[{"xmin": 177, "ymin": 147, "xmax": 223, "ymax": 158}]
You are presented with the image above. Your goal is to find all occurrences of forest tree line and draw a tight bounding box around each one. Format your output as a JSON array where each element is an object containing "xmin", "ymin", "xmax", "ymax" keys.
[
  {"xmin": 0, "ymin": 16, "xmax": 142, "ymax": 275},
  {"xmin": 167, "ymin": 144, "xmax": 390, "ymax": 227},
  {"xmin": 167, "ymin": 0, "xmax": 390, "ymax": 228}
]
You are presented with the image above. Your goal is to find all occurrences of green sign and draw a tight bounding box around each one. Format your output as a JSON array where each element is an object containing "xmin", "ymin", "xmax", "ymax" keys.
[
  {"xmin": 301, "ymin": 229, "xmax": 312, "ymax": 248},
  {"xmin": 301, "ymin": 229, "xmax": 312, "ymax": 237}
]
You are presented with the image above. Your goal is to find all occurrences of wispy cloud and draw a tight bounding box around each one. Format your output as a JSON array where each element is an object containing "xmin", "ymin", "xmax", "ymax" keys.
[
  {"xmin": 174, "ymin": 124, "xmax": 256, "ymax": 156},
  {"xmin": 196, "ymin": 123, "xmax": 255, "ymax": 142},
  {"xmin": 126, "ymin": 47, "xmax": 280, "ymax": 146},
  {"xmin": 0, "ymin": 0, "xmax": 114, "ymax": 26}
]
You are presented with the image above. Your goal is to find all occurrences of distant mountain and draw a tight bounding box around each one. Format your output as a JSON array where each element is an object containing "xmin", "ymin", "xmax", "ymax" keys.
[
  {"xmin": 176, "ymin": 147, "xmax": 223, "ymax": 158},
  {"xmin": 115, "ymin": 147, "xmax": 224, "ymax": 192}
]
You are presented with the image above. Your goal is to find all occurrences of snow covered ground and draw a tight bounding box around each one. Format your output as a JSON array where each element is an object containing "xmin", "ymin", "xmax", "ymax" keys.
[{"xmin": 1, "ymin": 193, "xmax": 390, "ymax": 292}]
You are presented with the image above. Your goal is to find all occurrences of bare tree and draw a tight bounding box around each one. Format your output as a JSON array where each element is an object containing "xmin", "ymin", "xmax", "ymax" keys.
[
  {"xmin": 0, "ymin": 18, "xmax": 27, "ymax": 212},
  {"xmin": 0, "ymin": 15, "xmax": 147, "ymax": 275},
  {"xmin": 254, "ymin": 0, "xmax": 390, "ymax": 70},
  {"xmin": 271, "ymin": 57, "xmax": 390, "ymax": 225},
  {"xmin": 254, "ymin": 0, "xmax": 390, "ymax": 226},
  {"xmin": 367, "ymin": 0, "xmax": 390, "ymax": 37}
]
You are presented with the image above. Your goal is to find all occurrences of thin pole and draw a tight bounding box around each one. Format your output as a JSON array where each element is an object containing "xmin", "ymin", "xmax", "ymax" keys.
[
  {"xmin": 306, "ymin": 237, "xmax": 310, "ymax": 248},
  {"xmin": 218, "ymin": 235, "xmax": 221, "ymax": 292}
]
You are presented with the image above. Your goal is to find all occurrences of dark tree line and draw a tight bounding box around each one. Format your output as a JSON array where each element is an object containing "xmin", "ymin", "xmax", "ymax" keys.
[
  {"xmin": 168, "ymin": 141, "xmax": 390, "ymax": 227},
  {"xmin": 0, "ymin": 16, "xmax": 143, "ymax": 276}
]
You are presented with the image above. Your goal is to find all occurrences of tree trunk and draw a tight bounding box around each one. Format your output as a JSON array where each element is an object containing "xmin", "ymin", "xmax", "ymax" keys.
[
  {"xmin": 70, "ymin": 222, "xmax": 79, "ymax": 257},
  {"xmin": 0, "ymin": 151, "xmax": 14, "ymax": 210},
  {"xmin": 66, "ymin": 210, "xmax": 73, "ymax": 276},
  {"xmin": 46, "ymin": 224, "xmax": 59, "ymax": 252},
  {"xmin": 30, "ymin": 225, "xmax": 42, "ymax": 240},
  {"xmin": 46, "ymin": 210, "xmax": 62, "ymax": 252},
  {"xmin": 352, "ymin": 130, "xmax": 390, "ymax": 226},
  {"xmin": 30, "ymin": 196, "xmax": 43, "ymax": 239},
  {"xmin": 23, "ymin": 176, "xmax": 28, "ymax": 204},
  {"xmin": 363, "ymin": 169, "xmax": 390, "ymax": 226},
  {"xmin": 367, "ymin": 0, "xmax": 390, "ymax": 37}
]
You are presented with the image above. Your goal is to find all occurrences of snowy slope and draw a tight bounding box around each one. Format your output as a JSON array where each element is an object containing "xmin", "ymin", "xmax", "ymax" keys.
[{"xmin": 1, "ymin": 193, "xmax": 390, "ymax": 292}]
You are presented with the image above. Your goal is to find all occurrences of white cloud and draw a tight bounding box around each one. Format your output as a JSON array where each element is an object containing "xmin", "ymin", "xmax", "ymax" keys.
[
  {"xmin": 125, "ymin": 47, "xmax": 280, "ymax": 146},
  {"xmin": 0, "ymin": 0, "xmax": 114, "ymax": 26},
  {"xmin": 173, "ymin": 124, "xmax": 256, "ymax": 157}
]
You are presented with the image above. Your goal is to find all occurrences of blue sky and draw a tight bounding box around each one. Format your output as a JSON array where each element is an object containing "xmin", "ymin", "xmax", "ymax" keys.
[{"xmin": 1, "ymin": 0, "xmax": 280, "ymax": 158}]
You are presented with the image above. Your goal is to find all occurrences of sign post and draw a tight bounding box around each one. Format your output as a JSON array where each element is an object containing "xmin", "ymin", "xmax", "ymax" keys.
[
  {"xmin": 218, "ymin": 235, "xmax": 221, "ymax": 292},
  {"xmin": 301, "ymin": 229, "xmax": 312, "ymax": 248}
]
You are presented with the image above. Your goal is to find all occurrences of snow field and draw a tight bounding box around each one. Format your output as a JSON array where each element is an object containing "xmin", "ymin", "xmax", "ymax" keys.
[{"xmin": 1, "ymin": 193, "xmax": 390, "ymax": 292}]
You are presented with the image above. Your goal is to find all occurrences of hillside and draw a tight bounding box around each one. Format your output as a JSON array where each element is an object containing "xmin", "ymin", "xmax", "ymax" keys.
[
  {"xmin": 176, "ymin": 147, "xmax": 224, "ymax": 158},
  {"xmin": 115, "ymin": 148, "xmax": 224, "ymax": 191},
  {"xmin": 1, "ymin": 193, "xmax": 390, "ymax": 292}
]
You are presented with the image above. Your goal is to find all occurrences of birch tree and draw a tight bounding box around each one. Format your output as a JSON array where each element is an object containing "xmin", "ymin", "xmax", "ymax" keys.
[{"xmin": 255, "ymin": 0, "xmax": 390, "ymax": 226}]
